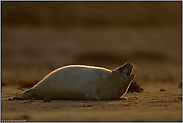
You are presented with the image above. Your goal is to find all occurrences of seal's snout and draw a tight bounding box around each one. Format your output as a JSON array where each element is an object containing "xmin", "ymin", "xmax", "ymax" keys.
[
  {"xmin": 116, "ymin": 62, "xmax": 134, "ymax": 76},
  {"xmin": 120, "ymin": 62, "xmax": 135, "ymax": 78},
  {"xmin": 124, "ymin": 63, "xmax": 133, "ymax": 76}
]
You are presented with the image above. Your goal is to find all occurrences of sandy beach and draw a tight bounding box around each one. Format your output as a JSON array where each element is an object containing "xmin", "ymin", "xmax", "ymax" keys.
[{"xmin": 1, "ymin": 82, "xmax": 182, "ymax": 122}]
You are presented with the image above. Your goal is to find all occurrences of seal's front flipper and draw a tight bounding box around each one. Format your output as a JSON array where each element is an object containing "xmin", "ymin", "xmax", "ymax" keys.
[{"xmin": 119, "ymin": 97, "xmax": 128, "ymax": 100}]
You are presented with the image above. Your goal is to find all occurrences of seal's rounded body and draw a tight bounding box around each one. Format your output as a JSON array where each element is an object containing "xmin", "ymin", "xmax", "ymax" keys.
[{"xmin": 13, "ymin": 63, "xmax": 135, "ymax": 100}]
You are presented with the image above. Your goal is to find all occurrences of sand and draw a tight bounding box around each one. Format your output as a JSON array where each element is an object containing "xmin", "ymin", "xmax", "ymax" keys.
[{"xmin": 1, "ymin": 83, "xmax": 182, "ymax": 122}]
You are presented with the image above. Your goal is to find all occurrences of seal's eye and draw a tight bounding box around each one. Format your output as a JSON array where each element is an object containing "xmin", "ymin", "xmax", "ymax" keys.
[{"xmin": 127, "ymin": 68, "xmax": 132, "ymax": 76}]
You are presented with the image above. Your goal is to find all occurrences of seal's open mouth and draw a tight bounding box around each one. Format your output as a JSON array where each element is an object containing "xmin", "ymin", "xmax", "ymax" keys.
[{"xmin": 127, "ymin": 68, "xmax": 132, "ymax": 76}]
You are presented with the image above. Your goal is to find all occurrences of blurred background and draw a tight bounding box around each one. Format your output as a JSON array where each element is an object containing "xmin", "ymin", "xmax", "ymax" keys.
[{"xmin": 1, "ymin": 1, "xmax": 182, "ymax": 86}]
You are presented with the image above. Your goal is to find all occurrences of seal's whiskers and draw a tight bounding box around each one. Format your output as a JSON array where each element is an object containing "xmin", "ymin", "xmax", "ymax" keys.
[{"xmin": 133, "ymin": 63, "xmax": 142, "ymax": 74}]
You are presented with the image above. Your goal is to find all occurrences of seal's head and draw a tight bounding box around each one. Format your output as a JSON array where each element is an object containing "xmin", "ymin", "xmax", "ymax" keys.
[{"xmin": 114, "ymin": 62, "xmax": 135, "ymax": 82}]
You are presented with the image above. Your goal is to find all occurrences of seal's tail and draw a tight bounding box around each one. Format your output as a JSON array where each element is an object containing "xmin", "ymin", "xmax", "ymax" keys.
[{"xmin": 12, "ymin": 89, "xmax": 35, "ymax": 100}]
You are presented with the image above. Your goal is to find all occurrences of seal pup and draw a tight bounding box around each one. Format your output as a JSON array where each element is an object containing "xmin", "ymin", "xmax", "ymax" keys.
[{"xmin": 13, "ymin": 62, "xmax": 135, "ymax": 100}]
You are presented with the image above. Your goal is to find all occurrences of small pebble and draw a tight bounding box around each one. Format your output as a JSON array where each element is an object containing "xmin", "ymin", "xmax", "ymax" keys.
[
  {"xmin": 160, "ymin": 89, "xmax": 166, "ymax": 91},
  {"xmin": 7, "ymin": 98, "xmax": 12, "ymax": 100}
]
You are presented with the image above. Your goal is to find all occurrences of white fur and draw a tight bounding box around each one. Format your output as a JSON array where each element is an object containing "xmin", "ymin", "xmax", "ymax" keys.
[{"xmin": 13, "ymin": 63, "xmax": 135, "ymax": 100}]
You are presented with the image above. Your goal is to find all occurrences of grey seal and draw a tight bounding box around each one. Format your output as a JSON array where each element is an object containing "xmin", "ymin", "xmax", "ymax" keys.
[{"xmin": 13, "ymin": 62, "xmax": 135, "ymax": 100}]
